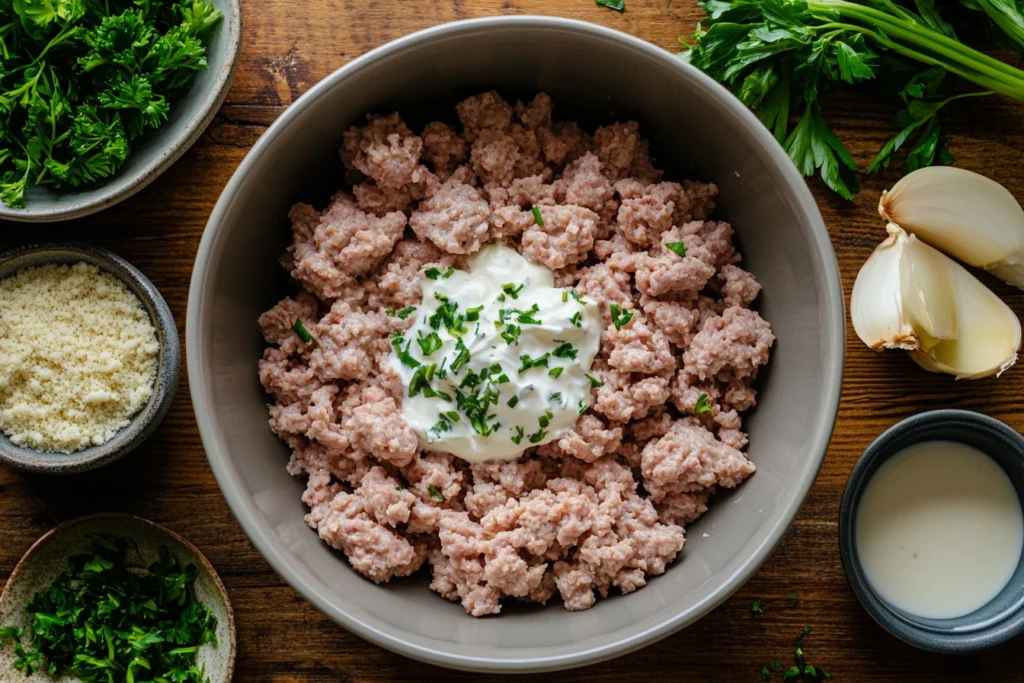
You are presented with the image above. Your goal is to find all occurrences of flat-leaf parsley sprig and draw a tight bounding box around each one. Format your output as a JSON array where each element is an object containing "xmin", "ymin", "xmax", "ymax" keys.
[
  {"xmin": 680, "ymin": 0, "xmax": 1024, "ymax": 199},
  {"xmin": 0, "ymin": 0, "xmax": 223, "ymax": 207}
]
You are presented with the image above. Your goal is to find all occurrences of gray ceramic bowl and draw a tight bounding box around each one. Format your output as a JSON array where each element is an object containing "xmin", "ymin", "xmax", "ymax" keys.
[
  {"xmin": 0, "ymin": 0, "xmax": 241, "ymax": 222},
  {"xmin": 0, "ymin": 513, "xmax": 236, "ymax": 682},
  {"xmin": 839, "ymin": 410, "xmax": 1024, "ymax": 653},
  {"xmin": 0, "ymin": 243, "xmax": 180, "ymax": 473},
  {"xmin": 186, "ymin": 16, "xmax": 845, "ymax": 673}
]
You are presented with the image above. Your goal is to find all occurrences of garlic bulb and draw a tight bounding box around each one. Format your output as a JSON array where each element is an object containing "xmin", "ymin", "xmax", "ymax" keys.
[
  {"xmin": 852, "ymin": 223, "xmax": 1021, "ymax": 379},
  {"xmin": 879, "ymin": 166, "xmax": 1024, "ymax": 288}
]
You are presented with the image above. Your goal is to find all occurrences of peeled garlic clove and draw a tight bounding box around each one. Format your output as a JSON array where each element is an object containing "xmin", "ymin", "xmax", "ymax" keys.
[
  {"xmin": 907, "ymin": 253, "xmax": 1021, "ymax": 378},
  {"xmin": 851, "ymin": 224, "xmax": 956, "ymax": 351},
  {"xmin": 879, "ymin": 166, "xmax": 1024, "ymax": 287},
  {"xmin": 853, "ymin": 223, "xmax": 1020, "ymax": 379}
]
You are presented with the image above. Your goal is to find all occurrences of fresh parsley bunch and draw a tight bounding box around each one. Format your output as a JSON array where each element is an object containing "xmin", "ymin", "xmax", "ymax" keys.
[
  {"xmin": 681, "ymin": 0, "xmax": 1024, "ymax": 199},
  {"xmin": 0, "ymin": 0, "xmax": 222, "ymax": 208},
  {"xmin": 0, "ymin": 534, "xmax": 218, "ymax": 682}
]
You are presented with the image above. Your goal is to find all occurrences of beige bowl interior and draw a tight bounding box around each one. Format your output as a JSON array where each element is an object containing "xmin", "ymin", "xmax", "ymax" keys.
[{"xmin": 187, "ymin": 17, "xmax": 844, "ymax": 673}]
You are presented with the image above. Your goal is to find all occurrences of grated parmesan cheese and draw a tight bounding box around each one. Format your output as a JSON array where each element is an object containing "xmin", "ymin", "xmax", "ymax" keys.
[{"xmin": 0, "ymin": 262, "xmax": 159, "ymax": 453}]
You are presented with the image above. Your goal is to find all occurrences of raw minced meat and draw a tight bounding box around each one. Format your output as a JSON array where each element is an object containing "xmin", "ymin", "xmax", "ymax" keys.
[{"xmin": 258, "ymin": 91, "xmax": 773, "ymax": 617}]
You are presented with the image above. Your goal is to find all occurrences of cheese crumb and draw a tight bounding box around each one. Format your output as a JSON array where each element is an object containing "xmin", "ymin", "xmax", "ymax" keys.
[{"xmin": 0, "ymin": 262, "xmax": 159, "ymax": 453}]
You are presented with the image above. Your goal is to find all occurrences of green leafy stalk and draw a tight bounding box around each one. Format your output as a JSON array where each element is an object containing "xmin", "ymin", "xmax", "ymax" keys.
[{"xmin": 681, "ymin": 0, "xmax": 1024, "ymax": 198}]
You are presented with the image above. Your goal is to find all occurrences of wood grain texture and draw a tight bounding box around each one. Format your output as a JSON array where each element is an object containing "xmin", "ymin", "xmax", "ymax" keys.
[{"xmin": 3, "ymin": 1, "xmax": 1024, "ymax": 680}]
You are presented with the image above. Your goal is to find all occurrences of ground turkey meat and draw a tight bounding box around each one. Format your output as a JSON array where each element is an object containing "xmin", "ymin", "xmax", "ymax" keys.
[{"xmin": 258, "ymin": 90, "xmax": 773, "ymax": 617}]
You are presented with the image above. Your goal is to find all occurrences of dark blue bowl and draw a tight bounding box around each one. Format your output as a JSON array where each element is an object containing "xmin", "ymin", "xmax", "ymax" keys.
[{"xmin": 839, "ymin": 409, "xmax": 1024, "ymax": 653}]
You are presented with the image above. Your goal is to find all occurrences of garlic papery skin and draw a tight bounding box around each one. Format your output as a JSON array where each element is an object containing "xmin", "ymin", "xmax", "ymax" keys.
[
  {"xmin": 879, "ymin": 166, "xmax": 1024, "ymax": 287},
  {"xmin": 853, "ymin": 224, "xmax": 1020, "ymax": 379},
  {"xmin": 851, "ymin": 224, "xmax": 956, "ymax": 351}
]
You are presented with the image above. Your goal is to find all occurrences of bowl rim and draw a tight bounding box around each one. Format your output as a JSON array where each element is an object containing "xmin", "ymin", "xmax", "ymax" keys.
[
  {"xmin": 0, "ymin": 0, "xmax": 242, "ymax": 223},
  {"xmin": 838, "ymin": 409, "xmax": 1024, "ymax": 652},
  {"xmin": 0, "ymin": 512, "xmax": 236, "ymax": 680},
  {"xmin": 186, "ymin": 15, "xmax": 845, "ymax": 672},
  {"xmin": 0, "ymin": 242, "xmax": 180, "ymax": 473}
]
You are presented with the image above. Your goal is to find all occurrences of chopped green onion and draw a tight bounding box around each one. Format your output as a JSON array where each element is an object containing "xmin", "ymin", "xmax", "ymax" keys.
[
  {"xmin": 466, "ymin": 305, "xmax": 484, "ymax": 322},
  {"xmin": 610, "ymin": 303, "xmax": 633, "ymax": 330},
  {"xmin": 511, "ymin": 426, "xmax": 524, "ymax": 445},
  {"xmin": 507, "ymin": 395, "xmax": 519, "ymax": 408},
  {"xmin": 428, "ymin": 485, "xmax": 445, "ymax": 502},
  {"xmin": 578, "ymin": 400, "xmax": 588, "ymax": 415},
  {"xmin": 501, "ymin": 324, "xmax": 521, "ymax": 345},
  {"xmin": 596, "ymin": 0, "xmax": 624, "ymax": 11},
  {"xmin": 450, "ymin": 338, "xmax": 471, "ymax": 374},
  {"xmin": 570, "ymin": 311, "xmax": 582, "ymax": 328},
  {"xmin": 417, "ymin": 332, "xmax": 443, "ymax": 356},
  {"xmin": 552, "ymin": 342, "xmax": 578, "ymax": 360},
  {"xmin": 695, "ymin": 393, "xmax": 713, "ymax": 415},
  {"xmin": 293, "ymin": 319, "xmax": 313, "ymax": 344},
  {"xmin": 531, "ymin": 206, "xmax": 544, "ymax": 225},
  {"xmin": 538, "ymin": 410, "xmax": 553, "ymax": 429},
  {"xmin": 518, "ymin": 353, "xmax": 550, "ymax": 373},
  {"xmin": 586, "ymin": 373, "xmax": 603, "ymax": 388},
  {"xmin": 562, "ymin": 291, "xmax": 568, "ymax": 302},
  {"xmin": 548, "ymin": 366, "xmax": 564, "ymax": 378},
  {"xmin": 528, "ymin": 428, "xmax": 548, "ymax": 444},
  {"xmin": 390, "ymin": 333, "xmax": 421, "ymax": 368},
  {"xmin": 395, "ymin": 306, "xmax": 416, "ymax": 320},
  {"xmin": 501, "ymin": 283, "xmax": 525, "ymax": 300}
]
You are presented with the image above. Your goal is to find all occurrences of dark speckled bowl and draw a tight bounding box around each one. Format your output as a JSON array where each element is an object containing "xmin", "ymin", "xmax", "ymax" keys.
[
  {"xmin": 839, "ymin": 409, "xmax": 1024, "ymax": 653},
  {"xmin": 0, "ymin": 243, "xmax": 180, "ymax": 474}
]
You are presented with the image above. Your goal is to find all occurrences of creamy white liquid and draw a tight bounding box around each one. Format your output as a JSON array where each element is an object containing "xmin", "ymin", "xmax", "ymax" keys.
[
  {"xmin": 856, "ymin": 440, "xmax": 1023, "ymax": 619},
  {"xmin": 391, "ymin": 244, "xmax": 600, "ymax": 463}
]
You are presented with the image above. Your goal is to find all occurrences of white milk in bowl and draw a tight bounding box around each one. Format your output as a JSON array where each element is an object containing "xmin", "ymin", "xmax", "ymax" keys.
[{"xmin": 856, "ymin": 440, "xmax": 1024, "ymax": 620}]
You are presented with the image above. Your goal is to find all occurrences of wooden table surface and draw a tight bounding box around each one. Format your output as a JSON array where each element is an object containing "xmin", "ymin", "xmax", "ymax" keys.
[{"xmin": 3, "ymin": 1, "xmax": 1024, "ymax": 680}]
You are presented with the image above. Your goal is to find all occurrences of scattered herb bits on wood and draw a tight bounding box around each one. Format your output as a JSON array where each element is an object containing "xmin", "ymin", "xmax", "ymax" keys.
[
  {"xmin": 0, "ymin": 534, "xmax": 218, "ymax": 681},
  {"xmin": 0, "ymin": 0, "xmax": 223, "ymax": 208}
]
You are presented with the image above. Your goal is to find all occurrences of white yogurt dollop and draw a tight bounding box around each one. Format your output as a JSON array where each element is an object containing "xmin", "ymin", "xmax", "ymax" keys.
[{"xmin": 390, "ymin": 244, "xmax": 600, "ymax": 463}]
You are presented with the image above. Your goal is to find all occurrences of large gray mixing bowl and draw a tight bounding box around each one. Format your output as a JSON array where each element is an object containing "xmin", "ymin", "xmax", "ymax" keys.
[{"xmin": 187, "ymin": 16, "xmax": 844, "ymax": 673}]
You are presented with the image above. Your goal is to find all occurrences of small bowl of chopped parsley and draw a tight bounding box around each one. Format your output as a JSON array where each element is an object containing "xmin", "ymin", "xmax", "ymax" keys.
[
  {"xmin": 0, "ymin": 514, "xmax": 235, "ymax": 681},
  {"xmin": 0, "ymin": 0, "xmax": 241, "ymax": 221}
]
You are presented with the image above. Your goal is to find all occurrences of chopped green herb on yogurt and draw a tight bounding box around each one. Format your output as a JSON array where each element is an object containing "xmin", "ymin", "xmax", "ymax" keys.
[{"xmin": 388, "ymin": 245, "xmax": 601, "ymax": 463}]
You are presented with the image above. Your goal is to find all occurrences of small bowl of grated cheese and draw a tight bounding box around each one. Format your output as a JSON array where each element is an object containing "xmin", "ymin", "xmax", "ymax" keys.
[{"xmin": 0, "ymin": 243, "xmax": 180, "ymax": 473}]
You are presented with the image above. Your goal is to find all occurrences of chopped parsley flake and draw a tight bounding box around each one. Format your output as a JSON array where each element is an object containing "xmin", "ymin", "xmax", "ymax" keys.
[
  {"xmin": 610, "ymin": 303, "xmax": 634, "ymax": 330},
  {"xmin": 531, "ymin": 206, "xmax": 544, "ymax": 225},
  {"xmin": 695, "ymin": 393, "xmax": 713, "ymax": 415},
  {"xmin": 507, "ymin": 395, "xmax": 519, "ymax": 408},
  {"xmin": 548, "ymin": 366, "xmax": 564, "ymax": 378},
  {"xmin": 417, "ymin": 332, "xmax": 443, "ymax": 356},
  {"xmin": 586, "ymin": 373, "xmax": 603, "ymax": 387},
  {"xmin": 292, "ymin": 319, "xmax": 313, "ymax": 344},
  {"xmin": 501, "ymin": 283, "xmax": 525, "ymax": 300},
  {"xmin": 751, "ymin": 599, "xmax": 765, "ymax": 615},
  {"xmin": 511, "ymin": 426, "xmax": 524, "ymax": 445},
  {"xmin": 518, "ymin": 353, "xmax": 550, "ymax": 373},
  {"xmin": 552, "ymin": 342, "xmax": 578, "ymax": 360},
  {"xmin": 666, "ymin": 241, "xmax": 687, "ymax": 257},
  {"xmin": 428, "ymin": 485, "xmax": 445, "ymax": 502}
]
